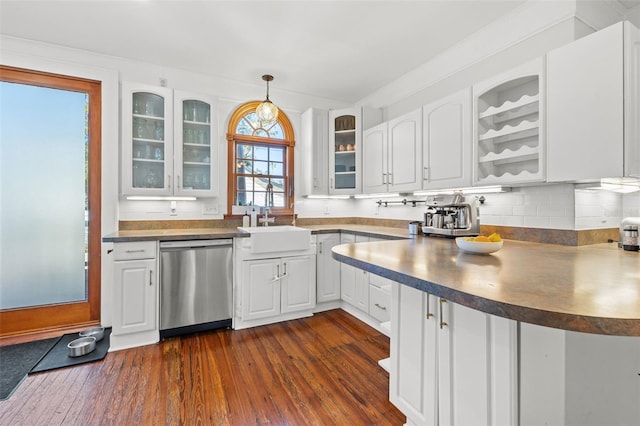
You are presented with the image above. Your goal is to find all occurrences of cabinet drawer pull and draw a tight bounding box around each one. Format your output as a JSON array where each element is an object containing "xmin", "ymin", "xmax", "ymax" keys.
[
  {"xmin": 439, "ymin": 298, "xmax": 448, "ymax": 329},
  {"xmin": 149, "ymin": 270, "xmax": 153, "ymax": 286},
  {"xmin": 125, "ymin": 249, "xmax": 145, "ymax": 254},
  {"xmin": 423, "ymin": 167, "xmax": 429, "ymax": 181},
  {"xmin": 374, "ymin": 303, "xmax": 387, "ymax": 311},
  {"xmin": 318, "ymin": 242, "xmax": 323, "ymax": 254},
  {"xmin": 168, "ymin": 174, "xmax": 171, "ymax": 189}
]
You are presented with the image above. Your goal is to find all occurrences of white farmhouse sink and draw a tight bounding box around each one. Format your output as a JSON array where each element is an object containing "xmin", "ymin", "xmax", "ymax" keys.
[{"xmin": 239, "ymin": 226, "xmax": 311, "ymax": 253}]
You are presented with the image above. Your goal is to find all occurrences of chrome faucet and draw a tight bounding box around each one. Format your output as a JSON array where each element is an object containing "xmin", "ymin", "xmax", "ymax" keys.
[
  {"xmin": 259, "ymin": 182, "xmax": 275, "ymax": 226},
  {"xmin": 259, "ymin": 207, "xmax": 275, "ymax": 227}
]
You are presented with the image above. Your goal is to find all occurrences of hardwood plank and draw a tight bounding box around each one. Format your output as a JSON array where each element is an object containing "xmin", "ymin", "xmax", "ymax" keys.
[{"xmin": 0, "ymin": 309, "xmax": 405, "ymax": 425}]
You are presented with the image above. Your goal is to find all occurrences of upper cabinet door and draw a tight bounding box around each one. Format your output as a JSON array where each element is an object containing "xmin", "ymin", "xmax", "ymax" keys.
[
  {"xmin": 173, "ymin": 90, "xmax": 219, "ymax": 197},
  {"xmin": 121, "ymin": 82, "xmax": 173, "ymax": 196},
  {"xmin": 422, "ymin": 89, "xmax": 472, "ymax": 190},
  {"xmin": 329, "ymin": 108, "xmax": 361, "ymax": 195},
  {"xmin": 362, "ymin": 122, "xmax": 388, "ymax": 194},
  {"xmin": 388, "ymin": 108, "xmax": 422, "ymax": 192},
  {"xmin": 300, "ymin": 108, "xmax": 329, "ymax": 196},
  {"xmin": 547, "ymin": 22, "xmax": 624, "ymax": 182},
  {"xmin": 473, "ymin": 58, "xmax": 545, "ymax": 185},
  {"xmin": 624, "ymin": 22, "xmax": 640, "ymax": 178}
]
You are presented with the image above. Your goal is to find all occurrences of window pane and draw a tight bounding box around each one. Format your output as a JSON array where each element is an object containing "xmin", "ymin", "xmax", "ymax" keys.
[
  {"xmin": 236, "ymin": 118, "xmax": 253, "ymax": 135},
  {"xmin": 266, "ymin": 123, "xmax": 284, "ymax": 139},
  {"xmin": 270, "ymin": 162, "xmax": 284, "ymax": 176},
  {"xmin": 273, "ymin": 192, "xmax": 285, "ymax": 207},
  {"xmin": 254, "ymin": 146, "xmax": 269, "ymax": 161},
  {"xmin": 271, "ymin": 178, "xmax": 285, "ymax": 191},
  {"xmin": 237, "ymin": 191, "xmax": 254, "ymax": 206},
  {"xmin": 254, "ymin": 161, "xmax": 269, "ymax": 175},
  {"xmin": 269, "ymin": 147, "xmax": 284, "ymax": 162},
  {"xmin": 0, "ymin": 82, "xmax": 87, "ymax": 309},
  {"xmin": 254, "ymin": 129, "xmax": 269, "ymax": 138},
  {"xmin": 237, "ymin": 176, "xmax": 254, "ymax": 191},
  {"xmin": 237, "ymin": 144, "xmax": 252, "ymax": 159}
]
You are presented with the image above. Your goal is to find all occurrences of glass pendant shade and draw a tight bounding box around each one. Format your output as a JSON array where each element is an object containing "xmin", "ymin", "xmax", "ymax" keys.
[
  {"xmin": 256, "ymin": 74, "xmax": 278, "ymax": 125},
  {"xmin": 256, "ymin": 99, "xmax": 278, "ymax": 125}
]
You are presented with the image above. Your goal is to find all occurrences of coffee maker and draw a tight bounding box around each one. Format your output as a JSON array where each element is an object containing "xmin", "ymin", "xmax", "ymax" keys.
[{"xmin": 422, "ymin": 193, "xmax": 480, "ymax": 237}]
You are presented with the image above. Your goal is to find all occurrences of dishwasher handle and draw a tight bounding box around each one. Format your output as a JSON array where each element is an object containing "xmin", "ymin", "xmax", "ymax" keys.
[{"xmin": 160, "ymin": 239, "xmax": 233, "ymax": 250}]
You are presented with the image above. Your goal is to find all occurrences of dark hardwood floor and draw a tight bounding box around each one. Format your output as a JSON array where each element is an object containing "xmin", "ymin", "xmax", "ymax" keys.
[{"xmin": 0, "ymin": 309, "xmax": 405, "ymax": 425}]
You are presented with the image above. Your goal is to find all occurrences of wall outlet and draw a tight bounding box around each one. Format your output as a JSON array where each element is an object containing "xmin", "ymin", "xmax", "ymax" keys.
[
  {"xmin": 170, "ymin": 200, "xmax": 177, "ymax": 216},
  {"xmin": 202, "ymin": 204, "xmax": 218, "ymax": 215}
]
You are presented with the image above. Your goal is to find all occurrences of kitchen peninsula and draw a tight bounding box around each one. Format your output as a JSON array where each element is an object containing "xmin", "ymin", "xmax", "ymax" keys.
[
  {"xmin": 332, "ymin": 237, "xmax": 640, "ymax": 426},
  {"xmin": 332, "ymin": 237, "xmax": 640, "ymax": 336}
]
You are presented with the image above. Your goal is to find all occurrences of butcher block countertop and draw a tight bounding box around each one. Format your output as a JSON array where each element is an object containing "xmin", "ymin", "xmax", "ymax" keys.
[{"xmin": 332, "ymin": 237, "xmax": 640, "ymax": 336}]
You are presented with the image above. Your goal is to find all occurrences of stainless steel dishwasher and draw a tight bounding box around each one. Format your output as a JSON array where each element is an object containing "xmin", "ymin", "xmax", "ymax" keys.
[{"xmin": 159, "ymin": 239, "xmax": 232, "ymax": 338}]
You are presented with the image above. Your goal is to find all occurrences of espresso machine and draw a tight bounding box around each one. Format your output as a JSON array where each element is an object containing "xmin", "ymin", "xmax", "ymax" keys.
[{"xmin": 422, "ymin": 193, "xmax": 480, "ymax": 237}]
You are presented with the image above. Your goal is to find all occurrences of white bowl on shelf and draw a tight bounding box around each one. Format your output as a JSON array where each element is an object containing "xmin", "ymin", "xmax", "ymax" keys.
[{"xmin": 455, "ymin": 237, "xmax": 503, "ymax": 254}]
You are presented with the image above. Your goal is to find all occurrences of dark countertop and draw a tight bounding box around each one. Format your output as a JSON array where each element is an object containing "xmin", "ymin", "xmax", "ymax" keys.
[
  {"xmin": 102, "ymin": 224, "xmax": 411, "ymax": 243},
  {"xmin": 332, "ymin": 237, "xmax": 640, "ymax": 336},
  {"xmin": 102, "ymin": 228, "xmax": 246, "ymax": 242}
]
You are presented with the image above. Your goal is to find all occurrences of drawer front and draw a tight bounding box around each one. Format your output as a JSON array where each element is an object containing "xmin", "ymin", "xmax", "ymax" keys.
[
  {"xmin": 369, "ymin": 284, "xmax": 391, "ymax": 322},
  {"xmin": 113, "ymin": 241, "xmax": 157, "ymax": 261}
]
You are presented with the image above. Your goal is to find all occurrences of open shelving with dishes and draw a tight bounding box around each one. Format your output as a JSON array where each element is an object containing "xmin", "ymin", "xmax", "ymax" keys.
[
  {"xmin": 329, "ymin": 110, "xmax": 361, "ymax": 194},
  {"xmin": 474, "ymin": 59, "xmax": 544, "ymax": 185}
]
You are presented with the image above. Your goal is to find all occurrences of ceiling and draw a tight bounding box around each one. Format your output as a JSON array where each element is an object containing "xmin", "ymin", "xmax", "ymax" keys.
[{"xmin": 0, "ymin": 1, "xmax": 633, "ymax": 104}]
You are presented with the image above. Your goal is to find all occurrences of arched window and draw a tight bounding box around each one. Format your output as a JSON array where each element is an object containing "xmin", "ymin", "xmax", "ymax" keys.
[{"xmin": 227, "ymin": 101, "xmax": 295, "ymax": 216}]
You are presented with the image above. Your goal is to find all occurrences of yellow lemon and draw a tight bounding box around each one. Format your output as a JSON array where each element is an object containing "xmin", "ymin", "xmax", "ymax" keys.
[
  {"xmin": 488, "ymin": 232, "xmax": 502, "ymax": 242},
  {"xmin": 474, "ymin": 235, "xmax": 491, "ymax": 242}
]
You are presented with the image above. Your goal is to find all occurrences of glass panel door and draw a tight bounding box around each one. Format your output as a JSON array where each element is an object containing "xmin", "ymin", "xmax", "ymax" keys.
[
  {"xmin": 132, "ymin": 92, "xmax": 165, "ymax": 189},
  {"xmin": 0, "ymin": 82, "xmax": 88, "ymax": 309},
  {"xmin": 334, "ymin": 114, "xmax": 357, "ymax": 189},
  {"xmin": 181, "ymin": 99, "xmax": 211, "ymax": 191}
]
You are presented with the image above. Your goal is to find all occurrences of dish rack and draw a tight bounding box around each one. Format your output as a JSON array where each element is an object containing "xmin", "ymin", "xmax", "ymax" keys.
[{"xmin": 474, "ymin": 59, "xmax": 544, "ymax": 185}]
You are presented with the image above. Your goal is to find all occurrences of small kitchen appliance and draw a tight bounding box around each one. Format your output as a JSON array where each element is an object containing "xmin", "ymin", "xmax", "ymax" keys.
[
  {"xmin": 422, "ymin": 193, "xmax": 480, "ymax": 237},
  {"xmin": 619, "ymin": 217, "xmax": 640, "ymax": 251}
]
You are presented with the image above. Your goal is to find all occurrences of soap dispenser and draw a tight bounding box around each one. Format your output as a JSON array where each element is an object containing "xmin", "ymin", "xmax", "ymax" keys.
[
  {"xmin": 250, "ymin": 208, "xmax": 258, "ymax": 227},
  {"xmin": 242, "ymin": 211, "xmax": 250, "ymax": 227}
]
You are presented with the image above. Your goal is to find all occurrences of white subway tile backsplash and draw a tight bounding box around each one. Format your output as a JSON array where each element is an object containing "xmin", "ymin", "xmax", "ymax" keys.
[{"xmin": 524, "ymin": 216, "xmax": 551, "ymax": 228}]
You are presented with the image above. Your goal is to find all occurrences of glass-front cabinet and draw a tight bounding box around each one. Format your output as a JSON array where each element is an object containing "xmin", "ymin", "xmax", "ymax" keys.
[
  {"xmin": 329, "ymin": 108, "xmax": 361, "ymax": 195},
  {"xmin": 173, "ymin": 92, "xmax": 218, "ymax": 197},
  {"xmin": 121, "ymin": 82, "xmax": 218, "ymax": 197}
]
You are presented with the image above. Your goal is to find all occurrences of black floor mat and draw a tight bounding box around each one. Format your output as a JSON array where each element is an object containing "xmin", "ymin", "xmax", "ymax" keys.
[
  {"xmin": 0, "ymin": 337, "xmax": 60, "ymax": 400},
  {"xmin": 30, "ymin": 328, "xmax": 111, "ymax": 374}
]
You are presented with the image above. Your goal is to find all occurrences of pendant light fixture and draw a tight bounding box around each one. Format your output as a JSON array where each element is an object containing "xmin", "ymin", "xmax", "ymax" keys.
[{"xmin": 256, "ymin": 74, "xmax": 279, "ymax": 125}]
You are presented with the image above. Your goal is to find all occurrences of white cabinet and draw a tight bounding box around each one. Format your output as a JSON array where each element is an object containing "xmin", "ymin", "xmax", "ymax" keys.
[
  {"xmin": 121, "ymin": 82, "xmax": 218, "ymax": 197},
  {"xmin": 390, "ymin": 283, "xmax": 518, "ymax": 426},
  {"xmin": 368, "ymin": 273, "xmax": 391, "ymax": 323},
  {"xmin": 547, "ymin": 21, "xmax": 640, "ymax": 181},
  {"xmin": 362, "ymin": 109, "xmax": 422, "ymax": 193},
  {"xmin": 339, "ymin": 233, "xmax": 357, "ymax": 305},
  {"xmin": 340, "ymin": 233, "xmax": 370, "ymax": 311},
  {"xmin": 329, "ymin": 108, "xmax": 361, "ymax": 194},
  {"xmin": 520, "ymin": 323, "xmax": 640, "ymax": 426},
  {"xmin": 422, "ymin": 89, "xmax": 472, "ymax": 190},
  {"xmin": 362, "ymin": 122, "xmax": 388, "ymax": 193},
  {"xmin": 111, "ymin": 241, "xmax": 159, "ymax": 350},
  {"xmin": 316, "ymin": 233, "xmax": 341, "ymax": 303},
  {"xmin": 473, "ymin": 58, "xmax": 545, "ymax": 185},
  {"xmin": 300, "ymin": 108, "xmax": 329, "ymax": 196},
  {"xmin": 241, "ymin": 255, "xmax": 316, "ymax": 322}
]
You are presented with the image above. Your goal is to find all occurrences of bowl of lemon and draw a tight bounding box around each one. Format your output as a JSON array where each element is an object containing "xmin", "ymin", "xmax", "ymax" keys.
[{"xmin": 455, "ymin": 233, "xmax": 503, "ymax": 254}]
